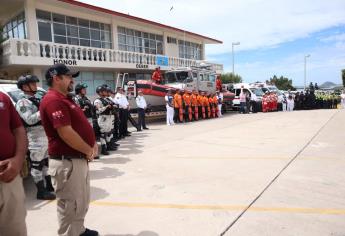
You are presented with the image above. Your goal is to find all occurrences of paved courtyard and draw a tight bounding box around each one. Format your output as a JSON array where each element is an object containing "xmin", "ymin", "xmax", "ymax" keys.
[{"xmin": 25, "ymin": 109, "xmax": 345, "ymax": 236}]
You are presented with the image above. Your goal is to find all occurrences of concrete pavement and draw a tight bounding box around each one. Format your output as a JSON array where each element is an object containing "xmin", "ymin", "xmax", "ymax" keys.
[{"xmin": 25, "ymin": 109, "xmax": 345, "ymax": 236}]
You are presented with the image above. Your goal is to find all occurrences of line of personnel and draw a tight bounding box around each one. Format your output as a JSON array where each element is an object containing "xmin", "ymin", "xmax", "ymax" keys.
[{"xmin": 165, "ymin": 89, "xmax": 223, "ymax": 125}]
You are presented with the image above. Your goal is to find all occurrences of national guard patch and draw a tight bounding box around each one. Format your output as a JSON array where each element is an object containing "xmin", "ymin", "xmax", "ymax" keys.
[{"xmin": 20, "ymin": 106, "xmax": 27, "ymax": 113}]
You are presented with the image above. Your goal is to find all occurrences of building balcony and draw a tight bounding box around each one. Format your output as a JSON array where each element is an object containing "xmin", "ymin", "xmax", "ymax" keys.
[{"xmin": 1, "ymin": 38, "xmax": 223, "ymax": 73}]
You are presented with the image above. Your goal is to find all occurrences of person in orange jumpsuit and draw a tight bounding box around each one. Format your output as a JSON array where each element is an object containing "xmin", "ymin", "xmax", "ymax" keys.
[
  {"xmin": 216, "ymin": 75, "xmax": 222, "ymax": 91},
  {"xmin": 173, "ymin": 89, "xmax": 183, "ymax": 123},
  {"xmin": 198, "ymin": 91, "xmax": 205, "ymax": 119},
  {"xmin": 204, "ymin": 93, "xmax": 211, "ymax": 118},
  {"xmin": 191, "ymin": 90, "xmax": 199, "ymax": 121},
  {"xmin": 213, "ymin": 93, "xmax": 219, "ymax": 117},
  {"xmin": 182, "ymin": 90, "xmax": 192, "ymax": 122},
  {"xmin": 151, "ymin": 67, "xmax": 162, "ymax": 84},
  {"xmin": 209, "ymin": 93, "xmax": 216, "ymax": 118}
]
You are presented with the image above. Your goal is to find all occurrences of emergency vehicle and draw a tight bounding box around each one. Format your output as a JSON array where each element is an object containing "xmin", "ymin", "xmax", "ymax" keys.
[
  {"xmin": 231, "ymin": 83, "xmax": 264, "ymax": 111},
  {"xmin": 250, "ymin": 82, "xmax": 284, "ymax": 110},
  {"xmin": 118, "ymin": 65, "xmax": 235, "ymax": 116}
]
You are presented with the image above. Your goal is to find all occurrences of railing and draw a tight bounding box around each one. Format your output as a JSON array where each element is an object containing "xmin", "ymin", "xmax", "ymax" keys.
[{"xmin": 1, "ymin": 38, "xmax": 223, "ymax": 72}]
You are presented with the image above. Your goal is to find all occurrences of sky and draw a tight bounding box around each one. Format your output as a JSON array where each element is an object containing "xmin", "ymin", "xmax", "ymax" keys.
[{"xmin": 79, "ymin": 0, "xmax": 345, "ymax": 86}]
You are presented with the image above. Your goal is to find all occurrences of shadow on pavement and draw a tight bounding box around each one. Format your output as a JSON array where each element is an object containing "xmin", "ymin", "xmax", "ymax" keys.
[
  {"xmin": 89, "ymin": 167, "xmax": 124, "ymax": 180},
  {"xmin": 90, "ymin": 185, "xmax": 109, "ymax": 201},
  {"xmin": 104, "ymin": 231, "xmax": 159, "ymax": 236}
]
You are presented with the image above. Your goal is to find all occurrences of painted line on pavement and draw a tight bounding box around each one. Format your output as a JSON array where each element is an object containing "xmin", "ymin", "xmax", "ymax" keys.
[
  {"xmin": 89, "ymin": 201, "xmax": 345, "ymax": 215},
  {"xmin": 173, "ymin": 156, "xmax": 342, "ymax": 160}
]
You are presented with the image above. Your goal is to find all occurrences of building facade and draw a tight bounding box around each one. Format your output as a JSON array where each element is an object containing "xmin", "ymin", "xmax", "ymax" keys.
[{"xmin": 0, "ymin": 0, "xmax": 223, "ymax": 94}]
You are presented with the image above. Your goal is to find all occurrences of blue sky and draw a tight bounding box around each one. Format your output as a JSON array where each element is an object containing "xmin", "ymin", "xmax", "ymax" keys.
[
  {"xmin": 212, "ymin": 25, "xmax": 345, "ymax": 86},
  {"xmin": 80, "ymin": 0, "xmax": 345, "ymax": 86}
]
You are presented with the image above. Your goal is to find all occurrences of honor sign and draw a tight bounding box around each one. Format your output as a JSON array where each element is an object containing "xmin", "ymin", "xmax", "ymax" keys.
[{"xmin": 53, "ymin": 59, "xmax": 77, "ymax": 66}]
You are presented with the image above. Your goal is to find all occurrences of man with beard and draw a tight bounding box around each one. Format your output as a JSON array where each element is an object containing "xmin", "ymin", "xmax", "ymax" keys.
[
  {"xmin": 40, "ymin": 64, "xmax": 99, "ymax": 236},
  {"xmin": 16, "ymin": 75, "xmax": 56, "ymax": 200}
]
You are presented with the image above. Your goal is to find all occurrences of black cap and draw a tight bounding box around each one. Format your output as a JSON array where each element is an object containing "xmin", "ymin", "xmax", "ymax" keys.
[{"xmin": 45, "ymin": 64, "xmax": 80, "ymax": 81}]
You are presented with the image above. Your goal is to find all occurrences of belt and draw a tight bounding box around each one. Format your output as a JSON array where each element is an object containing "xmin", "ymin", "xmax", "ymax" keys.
[{"xmin": 49, "ymin": 155, "xmax": 85, "ymax": 161}]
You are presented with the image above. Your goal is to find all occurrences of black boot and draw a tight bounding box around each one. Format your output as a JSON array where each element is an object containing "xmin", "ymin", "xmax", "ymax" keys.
[
  {"xmin": 106, "ymin": 142, "xmax": 117, "ymax": 151},
  {"xmin": 36, "ymin": 180, "xmax": 56, "ymax": 200},
  {"xmin": 45, "ymin": 176, "xmax": 54, "ymax": 192},
  {"xmin": 101, "ymin": 144, "xmax": 109, "ymax": 155}
]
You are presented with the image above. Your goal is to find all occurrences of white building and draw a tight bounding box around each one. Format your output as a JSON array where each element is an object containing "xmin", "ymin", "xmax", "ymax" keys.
[{"xmin": 0, "ymin": 0, "xmax": 223, "ymax": 94}]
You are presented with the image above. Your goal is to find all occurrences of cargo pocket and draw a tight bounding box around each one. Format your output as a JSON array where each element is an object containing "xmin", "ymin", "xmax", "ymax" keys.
[{"xmin": 47, "ymin": 167, "xmax": 58, "ymax": 192}]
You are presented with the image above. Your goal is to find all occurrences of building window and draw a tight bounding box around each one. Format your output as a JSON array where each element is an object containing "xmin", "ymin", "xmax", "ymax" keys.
[
  {"xmin": 167, "ymin": 36, "xmax": 177, "ymax": 44},
  {"xmin": 36, "ymin": 10, "xmax": 112, "ymax": 49},
  {"xmin": 1, "ymin": 12, "xmax": 27, "ymax": 40},
  {"xmin": 117, "ymin": 26, "xmax": 163, "ymax": 55},
  {"xmin": 178, "ymin": 40, "xmax": 202, "ymax": 60}
]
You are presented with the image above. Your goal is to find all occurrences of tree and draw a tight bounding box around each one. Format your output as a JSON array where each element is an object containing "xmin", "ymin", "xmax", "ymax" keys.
[
  {"xmin": 266, "ymin": 75, "xmax": 295, "ymax": 91},
  {"xmin": 342, "ymin": 69, "xmax": 345, "ymax": 88},
  {"xmin": 220, "ymin": 73, "xmax": 242, "ymax": 84}
]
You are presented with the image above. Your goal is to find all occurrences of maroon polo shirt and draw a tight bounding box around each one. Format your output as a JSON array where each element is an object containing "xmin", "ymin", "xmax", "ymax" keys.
[
  {"xmin": 39, "ymin": 89, "xmax": 95, "ymax": 156},
  {"xmin": 0, "ymin": 92, "xmax": 23, "ymax": 161}
]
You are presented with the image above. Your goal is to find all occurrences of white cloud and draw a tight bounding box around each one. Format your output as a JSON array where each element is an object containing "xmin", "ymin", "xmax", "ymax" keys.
[
  {"xmin": 80, "ymin": 0, "xmax": 345, "ymax": 54},
  {"xmin": 79, "ymin": 0, "xmax": 345, "ymax": 84}
]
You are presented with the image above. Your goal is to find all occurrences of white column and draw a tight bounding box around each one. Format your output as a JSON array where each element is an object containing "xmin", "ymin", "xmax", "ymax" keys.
[
  {"xmin": 111, "ymin": 19, "xmax": 118, "ymax": 50},
  {"xmin": 24, "ymin": 0, "xmax": 39, "ymax": 41}
]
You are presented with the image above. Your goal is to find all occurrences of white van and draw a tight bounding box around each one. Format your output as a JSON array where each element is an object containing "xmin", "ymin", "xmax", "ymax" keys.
[{"xmin": 230, "ymin": 83, "xmax": 264, "ymax": 111}]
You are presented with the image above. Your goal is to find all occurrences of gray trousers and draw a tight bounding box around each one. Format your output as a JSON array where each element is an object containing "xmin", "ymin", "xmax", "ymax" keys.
[
  {"xmin": 48, "ymin": 158, "xmax": 90, "ymax": 236},
  {"xmin": 0, "ymin": 175, "xmax": 27, "ymax": 236}
]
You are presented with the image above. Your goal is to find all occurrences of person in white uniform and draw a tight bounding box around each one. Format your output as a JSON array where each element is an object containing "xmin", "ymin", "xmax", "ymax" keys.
[
  {"xmin": 165, "ymin": 89, "xmax": 175, "ymax": 125},
  {"xmin": 136, "ymin": 90, "xmax": 148, "ymax": 131},
  {"xmin": 340, "ymin": 90, "xmax": 345, "ymax": 109},
  {"xmin": 287, "ymin": 94, "xmax": 294, "ymax": 111}
]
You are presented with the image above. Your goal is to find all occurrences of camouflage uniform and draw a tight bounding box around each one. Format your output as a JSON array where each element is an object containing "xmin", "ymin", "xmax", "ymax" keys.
[
  {"xmin": 15, "ymin": 75, "xmax": 55, "ymax": 200},
  {"xmin": 16, "ymin": 93, "xmax": 55, "ymax": 200}
]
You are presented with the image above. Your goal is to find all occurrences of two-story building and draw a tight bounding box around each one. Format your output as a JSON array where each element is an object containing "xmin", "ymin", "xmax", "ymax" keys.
[{"xmin": 0, "ymin": 0, "xmax": 223, "ymax": 94}]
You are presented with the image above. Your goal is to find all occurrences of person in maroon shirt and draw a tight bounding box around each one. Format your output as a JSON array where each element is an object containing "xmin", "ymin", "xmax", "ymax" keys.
[
  {"xmin": 0, "ymin": 91, "xmax": 28, "ymax": 236},
  {"xmin": 40, "ymin": 64, "xmax": 98, "ymax": 236}
]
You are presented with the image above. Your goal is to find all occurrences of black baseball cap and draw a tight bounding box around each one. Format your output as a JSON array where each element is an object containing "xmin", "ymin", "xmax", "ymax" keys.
[{"xmin": 45, "ymin": 64, "xmax": 80, "ymax": 81}]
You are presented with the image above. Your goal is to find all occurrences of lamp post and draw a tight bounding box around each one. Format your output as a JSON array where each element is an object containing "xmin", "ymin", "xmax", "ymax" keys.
[
  {"xmin": 232, "ymin": 42, "xmax": 240, "ymax": 75},
  {"xmin": 304, "ymin": 54, "xmax": 310, "ymax": 90}
]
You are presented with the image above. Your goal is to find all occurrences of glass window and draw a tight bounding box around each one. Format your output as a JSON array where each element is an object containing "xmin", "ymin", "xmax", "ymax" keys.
[
  {"xmin": 80, "ymin": 39, "xmax": 90, "ymax": 47},
  {"xmin": 66, "ymin": 16, "xmax": 77, "ymax": 25},
  {"xmin": 149, "ymin": 33, "xmax": 155, "ymax": 40},
  {"xmin": 67, "ymin": 25, "xmax": 78, "ymax": 37},
  {"xmin": 67, "ymin": 37, "xmax": 79, "ymax": 45},
  {"xmin": 90, "ymin": 21, "xmax": 100, "ymax": 29},
  {"xmin": 38, "ymin": 21, "xmax": 52, "ymax": 42},
  {"xmin": 157, "ymin": 42, "xmax": 163, "ymax": 55},
  {"xmin": 36, "ymin": 10, "xmax": 51, "ymax": 21},
  {"xmin": 101, "ymin": 31, "xmax": 111, "ymax": 41},
  {"xmin": 90, "ymin": 29, "xmax": 100, "ymax": 40},
  {"xmin": 118, "ymin": 34, "xmax": 126, "ymax": 44},
  {"xmin": 102, "ymin": 42, "xmax": 112, "ymax": 49},
  {"xmin": 53, "ymin": 23, "xmax": 66, "ymax": 35},
  {"xmin": 79, "ymin": 27, "xmax": 90, "ymax": 39},
  {"xmin": 17, "ymin": 23, "xmax": 25, "ymax": 39},
  {"xmin": 118, "ymin": 27, "xmax": 125, "ymax": 34},
  {"xmin": 52, "ymin": 13, "xmax": 65, "ymax": 23},
  {"xmin": 54, "ymin": 35, "xmax": 66, "ymax": 44},
  {"xmin": 78, "ymin": 19, "xmax": 89, "ymax": 27},
  {"xmin": 91, "ymin": 40, "xmax": 101, "ymax": 48},
  {"xmin": 127, "ymin": 35, "xmax": 134, "ymax": 45},
  {"xmin": 103, "ymin": 24, "xmax": 110, "ymax": 31}
]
